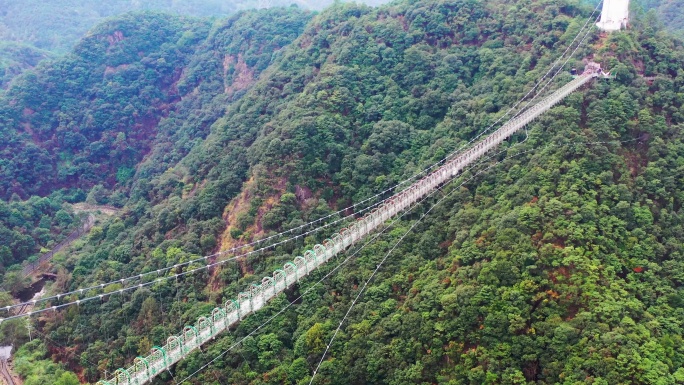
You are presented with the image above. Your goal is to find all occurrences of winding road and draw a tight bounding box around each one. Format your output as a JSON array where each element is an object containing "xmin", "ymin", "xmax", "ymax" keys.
[{"xmin": 22, "ymin": 214, "xmax": 95, "ymax": 276}]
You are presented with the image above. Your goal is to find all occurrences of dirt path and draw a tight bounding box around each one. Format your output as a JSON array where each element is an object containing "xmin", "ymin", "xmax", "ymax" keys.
[
  {"xmin": 71, "ymin": 203, "xmax": 119, "ymax": 216},
  {"xmin": 22, "ymin": 214, "xmax": 95, "ymax": 276},
  {"xmin": 7, "ymin": 205, "xmax": 117, "ymax": 385},
  {"xmin": 22, "ymin": 203, "xmax": 119, "ymax": 277}
]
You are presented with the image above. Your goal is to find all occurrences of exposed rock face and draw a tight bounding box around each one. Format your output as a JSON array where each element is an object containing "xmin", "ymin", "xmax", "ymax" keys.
[
  {"xmin": 223, "ymin": 53, "xmax": 255, "ymax": 96},
  {"xmin": 107, "ymin": 30, "xmax": 125, "ymax": 45}
]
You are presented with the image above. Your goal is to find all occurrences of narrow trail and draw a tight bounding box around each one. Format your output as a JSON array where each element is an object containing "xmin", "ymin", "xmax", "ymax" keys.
[
  {"xmin": 22, "ymin": 214, "xmax": 96, "ymax": 277},
  {"xmin": 23, "ymin": 203, "xmax": 119, "ymax": 277}
]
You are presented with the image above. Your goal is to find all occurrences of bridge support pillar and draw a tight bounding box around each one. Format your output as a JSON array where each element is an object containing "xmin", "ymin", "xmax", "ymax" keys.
[{"xmin": 597, "ymin": 0, "xmax": 629, "ymax": 31}]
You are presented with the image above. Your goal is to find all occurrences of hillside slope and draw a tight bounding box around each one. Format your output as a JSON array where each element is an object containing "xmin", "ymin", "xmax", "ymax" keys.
[
  {"xmin": 0, "ymin": 13, "xmax": 213, "ymax": 200},
  {"xmin": 3, "ymin": 0, "xmax": 684, "ymax": 384},
  {"xmin": 0, "ymin": 0, "xmax": 392, "ymax": 56},
  {"xmin": 638, "ymin": 0, "xmax": 684, "ymax": 31},
  {"xmin": 0, "ymin": 8, "xmax": 311, "ymax": 301},
  {"xmin": 0, "ymin": 10, "xmax": 311, "ymax": 201},
  {"xmin": 0, "ymin": 0, "xmax": 233, "ymax": 54},
  {"xmin": 0, "ymin": 42, "xmax": 53, "ymax": 90},
  {"xmin": 0, "ymin": 0, "xmax": 394, "ymax": 95}
]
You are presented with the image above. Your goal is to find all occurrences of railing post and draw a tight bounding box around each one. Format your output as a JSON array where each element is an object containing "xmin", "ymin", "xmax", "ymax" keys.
[{"xmin": 101, "ymin": 74, "xmax": 595, "ymax": 385}]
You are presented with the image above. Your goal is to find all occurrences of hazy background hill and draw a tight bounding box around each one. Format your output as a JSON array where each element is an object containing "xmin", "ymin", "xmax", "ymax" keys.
[
  {"xmin": 0, "ymin": 0, "xmax": 680, "ymax": 55},
  {"xmin": 0, "ymin": 0, "xmax": 680, "ymax": 91},
  {"xmin": 639, "ymin": 0, "xmax": 684, "ymax": 30},
  {"xmin": 0, "ymin": 0, "xmax": 391, "ymax": 54},
  {"xmin": 0, "ymin": 0, "xmax": 392, "ymax": 91},
  {"xmin": 0, "ymin": 41, "xmax": 53, "ymax": 91}
]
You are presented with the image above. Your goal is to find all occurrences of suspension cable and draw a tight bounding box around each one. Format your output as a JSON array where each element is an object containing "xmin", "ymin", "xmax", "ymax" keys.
[
  {"xmin": 307, "ymin": 135, "xmax": 640, "ymax": 384},
  {"xmin": 3, "ymin": 0, "xmax": 603, "ymax": 319},
  {"xmin": 174, "ymin": 132, "xmax": 639, "ymax": 384}
]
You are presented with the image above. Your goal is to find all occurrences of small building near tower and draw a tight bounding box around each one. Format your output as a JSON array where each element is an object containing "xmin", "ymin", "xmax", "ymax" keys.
[{"xmin": 596, "ymin": 0, "xmax": 629, "ymax": 31}]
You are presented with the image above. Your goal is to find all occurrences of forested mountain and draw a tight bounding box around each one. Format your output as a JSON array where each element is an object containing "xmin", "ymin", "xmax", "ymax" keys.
[
  {"xmin": 0, "ymin": 0, "xmax": 388, "ymax": 95},
  {"xmin": 2, "ymin": 0, "xmax": 684, "ymax": 384},
  {"xmin": 0, "ymin": 0, "xmax": 281, "ymax": 54},
  {"xmin": 0, "ymin": 0, "xmax": 676, "ymax": 93},
  {"xmin": 0, "ymin": 6, "xmax": 312, "ymax": 312},
  {"xmin": 0, "ymin": 1, "xmax": 224, "ymax": 93},
  {"xmin": 638, "ymin": 0, "xmax": 684, "ymax": 31},
  {"xmin": 0, "ymin": 8, "xmax": 315, "ymax": 196},
  {"xmin": 0, "ymin": 0, "xmax": 232, "ymax": 52},
  {"xmin": 0, "ymin": 42, "xmax": 53, "ymax": 90},
  {"xmin": 0, "ymin": 0, "xmax": 396, "ymax": 54}
]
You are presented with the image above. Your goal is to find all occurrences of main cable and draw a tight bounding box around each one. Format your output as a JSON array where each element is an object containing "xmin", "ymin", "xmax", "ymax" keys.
[
  {"xmin": 114, "ymin": 141, "xmax": 465, "ymax": 383},
  {"xmin": 3, "ymin": 129, "xmax": 495, "ymax": 323},
  {"xmin": 171, "ymin": 133, "xmax": 638, "ymax": 383},
  {"xmin": 174, "ymin": 128, "xmax": 562, "ymax": 385},
  {"xmin": 308, "ymin": 170, "xmax": 463, "ymax": 384},
  {"xmin": 4, "ymin": 1, "xmax": 602, "ymax": 317},
  {"xmin": 173, "ymin": 141, "xmax": 493, "ymax": 385},
  {"xmin": 3, "ymin": 189, "xmax": 393, "ymax": 314},
  {"xmin": 308, "ymin": 137, "xmax": 639, "ymax": 384},
  {"xmin": 436, "ymin": 0, "xmax": 603, "ymax": 168},
  {"xmin": 512, "ymin": 5, "xmax": 602, "ymax": 118}
]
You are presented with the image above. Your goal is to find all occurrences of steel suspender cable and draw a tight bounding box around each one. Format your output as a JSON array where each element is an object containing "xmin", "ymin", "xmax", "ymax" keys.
[
  {"xmin": 307, "ymin": 136, "xmax": 638, "ymax": 384},
  {"xmin": 174, "ymin": 152, "xmax": 470, "ymax": 385},
  {"xmin": 2, "ymin": 1, "xmax": 603, "ymax": 321},
  {"xmin": 176, "ymin": 133, "xmax": 640, "ymax": 384}
]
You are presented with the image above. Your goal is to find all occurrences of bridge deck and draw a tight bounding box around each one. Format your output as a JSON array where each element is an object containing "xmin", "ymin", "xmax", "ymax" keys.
[{"xmin": 98, "ymin": 73, "xmax": 597, "ymax": 385}]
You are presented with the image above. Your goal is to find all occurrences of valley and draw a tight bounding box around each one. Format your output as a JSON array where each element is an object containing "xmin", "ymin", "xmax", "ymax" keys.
[{"xmin": 1, "ymin": 0, "xmax": 683, "ymax": 384}]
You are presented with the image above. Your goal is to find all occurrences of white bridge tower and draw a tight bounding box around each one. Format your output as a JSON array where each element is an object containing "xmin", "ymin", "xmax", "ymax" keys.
[{"xmin": 596, "ymin": 0, "xmax": 629, "ymax": 31}]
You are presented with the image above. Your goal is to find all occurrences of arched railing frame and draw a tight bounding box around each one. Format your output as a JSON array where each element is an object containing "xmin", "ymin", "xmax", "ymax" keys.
[{"xmin": 100, "ymin": 73, "xmax": 597, "ymax": 385}]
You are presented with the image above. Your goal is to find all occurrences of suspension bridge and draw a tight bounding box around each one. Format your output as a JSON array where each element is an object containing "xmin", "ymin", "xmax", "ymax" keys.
[
  {"xmin": 94, "ymin": 65, "xmax": 603, "ymax": 385},
  {"xmin": 0, "ymin": 0, "xmax": 628, "ymax": 381}
]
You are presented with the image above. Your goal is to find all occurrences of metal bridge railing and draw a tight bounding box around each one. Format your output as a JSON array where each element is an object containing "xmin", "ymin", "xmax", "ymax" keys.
[{"xmin": 97, "ymin": 73, "xmax": 596, "ymax": 385}]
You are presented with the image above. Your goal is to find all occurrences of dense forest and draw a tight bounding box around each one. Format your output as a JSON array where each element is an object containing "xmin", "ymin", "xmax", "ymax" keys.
[
  {"xmin": 0, "ymin": 0, "xmax": 233, "ymax": 51},
  {"xmin": 0, "ymin": 0, "xmax": 228, "ymax": 93},
  {"xmin": 1, "ymin": 0, "xmax": 684, "ymax": 384},
  {"xmin": 637, "ymin": 0, "xmax": 684, "ymax": 31},
  {"xmin": 0, "ymin": 0, "xmax": 282, "ymax": 53},
  {"xmin": 0, "ymin": 42, "xmax": 53, "ymax": 90},
  {"xmin": 0, "ymin": 0, "xmax": 390, "ymax": 95}
]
